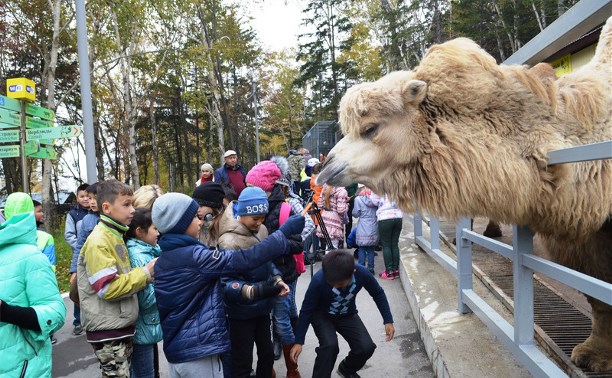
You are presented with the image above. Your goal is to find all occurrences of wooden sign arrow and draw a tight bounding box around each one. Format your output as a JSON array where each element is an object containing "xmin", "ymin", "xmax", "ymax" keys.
[{"xmin": 26, "ymin": 125, "xmax": 82, "ymax": 141}]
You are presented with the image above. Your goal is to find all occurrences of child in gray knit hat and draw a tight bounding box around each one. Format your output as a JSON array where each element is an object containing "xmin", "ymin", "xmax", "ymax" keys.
[{"xmin": 151, "ymin": 192, "xmax": 306, "ymax": 377}]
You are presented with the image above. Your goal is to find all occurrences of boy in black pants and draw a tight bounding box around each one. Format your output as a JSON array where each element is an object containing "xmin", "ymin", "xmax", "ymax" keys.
[{"xmin": 290, "ymin": 250, "xmax": 395, "ymax": 378}]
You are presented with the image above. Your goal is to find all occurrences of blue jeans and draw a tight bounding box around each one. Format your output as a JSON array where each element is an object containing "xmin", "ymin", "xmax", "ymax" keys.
[
  {"xmin": 273, "ymin": 280, "xmax": 298, "ymax": 345},
  {"xmin": 73, "ymin": 304, "xmax": 81, "ymax": 325},
  {"xmin": 130, "ymin": 343, "xmax": 155, "ymax": 378},
  {"xmin": 358, "ymin": 246, "xmax": 375, "ymax": 271}
]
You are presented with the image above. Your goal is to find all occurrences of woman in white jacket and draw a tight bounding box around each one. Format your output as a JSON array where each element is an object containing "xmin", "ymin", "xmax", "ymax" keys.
[{"xmin": 371, "ymin": 193, "xmax": 404, "ymax": 280}]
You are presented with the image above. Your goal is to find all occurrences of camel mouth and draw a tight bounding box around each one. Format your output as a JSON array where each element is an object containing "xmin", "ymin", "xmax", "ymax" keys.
[{"xmin": 316, "ymin": 160, "xmax": 350, "ymax": 186}]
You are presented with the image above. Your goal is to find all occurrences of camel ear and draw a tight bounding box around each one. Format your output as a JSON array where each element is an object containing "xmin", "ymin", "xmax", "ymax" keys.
[{"xmin": 402, "ymin": 80, "xmax": 427, "ymax": 104}]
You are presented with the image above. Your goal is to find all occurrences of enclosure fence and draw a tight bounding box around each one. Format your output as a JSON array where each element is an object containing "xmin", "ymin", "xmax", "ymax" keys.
[{"xmin": 413, "ymin": 140, "xmax": 612, "ymax": 377}]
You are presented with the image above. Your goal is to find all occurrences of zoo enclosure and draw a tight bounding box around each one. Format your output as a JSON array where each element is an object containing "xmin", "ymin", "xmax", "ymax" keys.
[{"xmin": 412, "ymin": 1, "xmax": 612, "ymax": 377}]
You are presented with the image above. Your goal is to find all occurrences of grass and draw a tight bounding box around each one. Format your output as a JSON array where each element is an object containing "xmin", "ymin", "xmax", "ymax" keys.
[{"xmin": 52, "ymin": 215, "xmax": 72, "ymax": 293}]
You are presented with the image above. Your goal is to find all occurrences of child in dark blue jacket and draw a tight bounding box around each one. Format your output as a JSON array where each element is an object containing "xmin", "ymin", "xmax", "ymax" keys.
[
  {"xmin": 290, "ymin": 250, "xmax": 395, "ymax": 378},
  {"xmin": 151, "ymin": 192, "xmax": 304, "ymax": 378},
  {"xmin": 219, "ymin": 187, "xmax": 290, "ymax": 378}
]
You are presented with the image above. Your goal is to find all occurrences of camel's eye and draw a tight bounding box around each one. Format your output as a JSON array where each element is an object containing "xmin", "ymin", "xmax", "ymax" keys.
[{"xmin": 363, "ymin": 123, "xmax": 379, "ymax": 139}]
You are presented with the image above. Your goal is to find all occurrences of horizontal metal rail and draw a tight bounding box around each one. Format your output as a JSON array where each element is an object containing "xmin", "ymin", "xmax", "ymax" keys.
[
  {"xmin": 548, "ymin": 141, "xmax": 612, "ymax": 165},
  {"xmin": 523, "ymin": 254, "xmax": 612, "ymax": 305}
]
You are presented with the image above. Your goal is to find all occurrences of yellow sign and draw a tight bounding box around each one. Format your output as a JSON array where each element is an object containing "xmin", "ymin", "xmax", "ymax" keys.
[
  {"xmin": 550, "ymin": 54, "xmax": 572, "ymax": 78},
  {"xmin": 7, "ymin": 78, "xmax": 36, "ymax": 102}
]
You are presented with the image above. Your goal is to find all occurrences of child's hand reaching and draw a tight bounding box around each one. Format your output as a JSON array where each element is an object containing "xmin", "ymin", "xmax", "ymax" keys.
[
  {"xmin": 290, "ymin": 344, "xmax": 302, "ymax": 363},
  {"xmin": 276, "ymin": 281, "xmax": 290, "ymax": 297},
  {"xmin": 384, "ymin": 323, "xmax": 395, "ymax": 341}
]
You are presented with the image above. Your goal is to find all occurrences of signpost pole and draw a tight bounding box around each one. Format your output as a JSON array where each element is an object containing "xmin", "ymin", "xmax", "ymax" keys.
[{"xmin": 19, "ymin": 100, "xmax": 29, "ymax": 192}]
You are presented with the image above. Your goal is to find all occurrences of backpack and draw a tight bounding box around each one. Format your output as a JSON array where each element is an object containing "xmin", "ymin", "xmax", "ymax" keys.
[{"xmin": 279, "ymin": 202, "xmax": 306, "ymax": 274}]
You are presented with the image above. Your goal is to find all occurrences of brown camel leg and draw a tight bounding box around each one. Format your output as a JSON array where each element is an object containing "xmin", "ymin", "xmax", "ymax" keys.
[
  {"xmin": 571, "ymin": 297, "xmax": 612, "ymax": 372},
  {"xmin": 483, "ymin": 220, "xmax": 502, "ymax": 238}
]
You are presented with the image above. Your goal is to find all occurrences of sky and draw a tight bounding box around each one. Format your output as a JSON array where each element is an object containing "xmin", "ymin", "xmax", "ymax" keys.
[{"xmin": 246, "ymin": 0, "xmax": 305, "ymax": 52}]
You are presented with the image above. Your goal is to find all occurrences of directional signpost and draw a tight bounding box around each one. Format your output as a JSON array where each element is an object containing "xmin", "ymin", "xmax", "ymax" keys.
[
  {"xmin": 26, "ymin": 125, "xmax": 82, "ymax": 141},
  {"xmin": 1, "ymin": 78, "xmax": 75, "ymax": 192}
]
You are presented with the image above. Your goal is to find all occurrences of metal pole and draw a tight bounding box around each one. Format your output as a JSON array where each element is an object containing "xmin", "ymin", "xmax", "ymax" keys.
[
  {"xmin": 251, "ymin": 79, "xmax": 261, "ymax": 163},
  {"xmin": 75, "ymin": 0, "xmax": 97, "ymax": 183},
  {"xmin": 19, "ymin": 101, "xmax": 29, "ymax": 193}
]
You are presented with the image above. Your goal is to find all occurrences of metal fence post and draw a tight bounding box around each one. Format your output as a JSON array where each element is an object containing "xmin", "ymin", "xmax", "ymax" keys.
[
  {"xmin": 430, "ymin": 217, "xmax": 440, "ymax": 250},
  {"xmin": 513, "ymin": 225, "xmax": 535, "ymax": 345},
  {"xmin": 413, "ymin": 210, "xmax": 423, "ymax": 239},
  {"xmin": 456, "ymin": 217, "xmax": 473, "ymax": 313}
]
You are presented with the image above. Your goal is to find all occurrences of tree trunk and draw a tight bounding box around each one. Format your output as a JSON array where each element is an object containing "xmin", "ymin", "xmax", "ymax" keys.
[
  {"xmin": 110, "ymin": 8, "xmax": 140, "ymax": 188},
  {"xmin": 531, "ymin": 0, "xmax": 544, "ymax": 31},
  {"xmin": 197, "ymin": 6, "xmax": 226, "ymax": 164},
  {"xmin": 150, "ymin": 95, "xmax": 160, "ymax": 185},
  {"xmin": 42, "ymin": 0, "xmax": 62, "ymax": 232}
]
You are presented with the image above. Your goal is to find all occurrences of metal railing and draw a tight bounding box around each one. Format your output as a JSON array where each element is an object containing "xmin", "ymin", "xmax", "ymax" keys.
[{"xmin": 413, "ymin": 141, "xmax": 612, "ymax": 377}]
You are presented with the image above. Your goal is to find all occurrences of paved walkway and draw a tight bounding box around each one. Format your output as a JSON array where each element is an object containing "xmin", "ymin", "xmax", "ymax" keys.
[{"xmin": 51, "ymin": 251, "xmax": 434, "ymax": 377}]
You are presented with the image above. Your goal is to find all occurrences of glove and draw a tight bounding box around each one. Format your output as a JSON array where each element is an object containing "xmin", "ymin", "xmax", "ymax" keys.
[
  {"xmin": 252, "ymin": 281, "xmax": 281, "ymax": 299},
  {"xmin": 287, "ymin": 234, "xmax": 303, "ymax": 255},
  {"xmin": 279, "ymin": 215, "xmax": 305, "ymax": 238}
]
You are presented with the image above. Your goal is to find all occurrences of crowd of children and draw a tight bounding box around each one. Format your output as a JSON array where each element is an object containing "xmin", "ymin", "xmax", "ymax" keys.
[{"xmin": 0, "ymin": 147, "xmax": 406, "ymax": 378}]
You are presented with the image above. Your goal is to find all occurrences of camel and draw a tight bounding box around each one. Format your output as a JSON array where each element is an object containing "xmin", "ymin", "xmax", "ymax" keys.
[{"xmin": 317, "ymin": 17, "xmax": 612, "ymax": 372}]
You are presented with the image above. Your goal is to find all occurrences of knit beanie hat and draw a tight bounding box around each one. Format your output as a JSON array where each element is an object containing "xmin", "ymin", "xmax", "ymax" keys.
[
  {"xmin": 192, "ymin": 182, "xmax": 225, "ymax": 209},
  {"xmin": 235, "ymin": 187, "xmax": 269, "ymax": 216},
  {"xmin": 152, "ymin": 192, "xmax": 199, "ymax": 234},
  {"xmin": 200, "ymin": 163, "xmax": 214, "ymax": 173},
  {"xmin": 245, "ymin": 160, "xmax": 282, "ymax": 192}
]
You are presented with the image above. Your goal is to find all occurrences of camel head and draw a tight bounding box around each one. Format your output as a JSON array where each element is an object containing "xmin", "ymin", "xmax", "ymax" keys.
[{"xmin": 317, "ymin": 71, "xmax": 428, "ymax": 193}]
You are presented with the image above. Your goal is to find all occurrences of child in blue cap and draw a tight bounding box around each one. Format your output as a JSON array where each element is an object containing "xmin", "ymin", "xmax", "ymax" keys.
[{"xmin": 218, "ymin": 186, "xmax": 290, "ymax": 378}]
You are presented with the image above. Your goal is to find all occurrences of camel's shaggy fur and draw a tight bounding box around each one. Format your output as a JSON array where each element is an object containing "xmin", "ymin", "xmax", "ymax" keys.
[{"xmin": 318, "ymin": 17, "xmax": 612, "ymax": 372}]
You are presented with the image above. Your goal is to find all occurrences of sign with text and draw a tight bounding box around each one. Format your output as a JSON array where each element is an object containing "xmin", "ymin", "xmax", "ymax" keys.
[
  {"xmin": 0, "ymin": 145, "xmax": 20, "ymax": 158},
  {"xmin": 0, "ymin": 108, "xmax": 21, "ymax": 127},
  {"xmin": 0, "ymin": 129, "xmax": 19, "ymax": 143},
  {"xmin": 26, "ymin": 125, "xmax": 81, "ymax": 141},
  {"xmin": 0, "ymin": 95, "xmax": 56, "ymax": 120}
]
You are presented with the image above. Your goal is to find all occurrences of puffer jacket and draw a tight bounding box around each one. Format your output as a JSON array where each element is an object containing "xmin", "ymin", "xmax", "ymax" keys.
[
  {"xmin": 0, "ymin": 212, "xmax": 66, "ymax": 378},
  {"xmin": 65, "ymin": 204, "xmax": 89, "ymax": 272},
  {"xmin": 126, "ymin": 238, "xmax": 163, "ymax": 346},
  {"xmin": 371, "ymin": 193, "xmax": 403, "ymax": 221},
  {"xmin": 70, "ymin": 212, "xmax": 99, "ymax": 273},
  {"xmin": 154, "ymin": 228, "xmax": 291, "ymax": 364},
  {"xmin": 353, "ymin": 194, "xmax": 379, "ymax": 246},
  {"xmin": 218, "ymin": 202, "xmax": 280, "ymax": 320},
  {"xmin": 316, "ymin": 185, "xmax": 349, "ymax": 240},
  {"xmin": 265, "ymin": 186, "xmax": 298, "ymax": 283}
]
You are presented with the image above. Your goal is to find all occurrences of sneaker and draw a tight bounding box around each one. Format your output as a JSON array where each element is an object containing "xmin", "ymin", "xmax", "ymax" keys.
[
  {"xmin": 368, "ymin": 268, "xmax": 375, "ymax": 275},
  {"xmin": 73, "ymin": 323, "xmax": 84, "ymax": 336},
  {"xmin": 379, "ymin": 270, "xmax": 394, "ymax": 280},
  {"xmin": 393, "ymin": 270, "xmax": 400, "ymax": 279},
  {"xmin": 337, "ymin": 363, "xmax": 361, "ymax": 378},
  {"xmin": 50, "ymin": 336, "xmax": 57, "ymax": 345}
]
